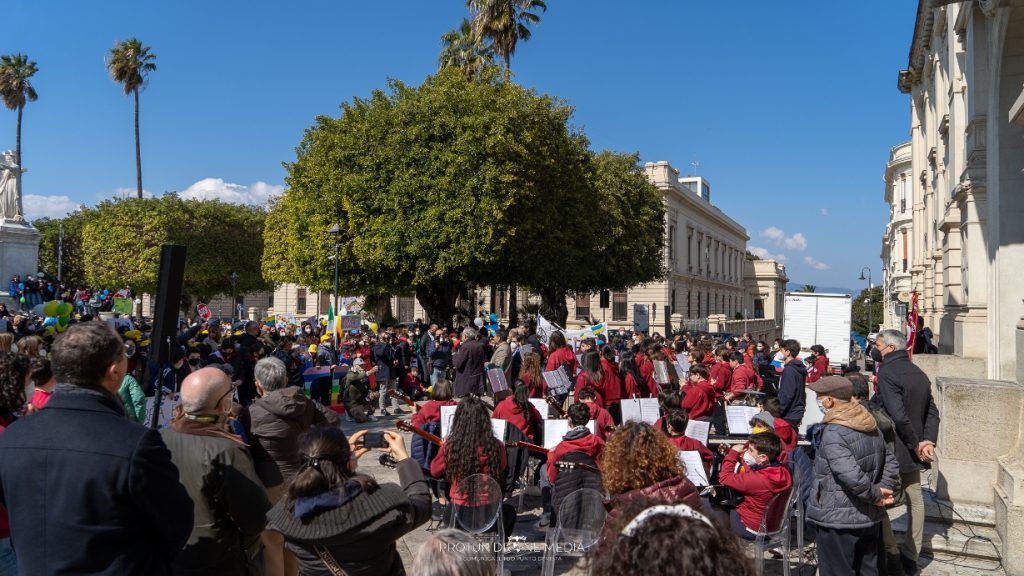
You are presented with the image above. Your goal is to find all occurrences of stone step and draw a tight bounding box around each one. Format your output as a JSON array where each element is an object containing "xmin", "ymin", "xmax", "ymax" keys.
[
  {"xmin": 890, "ymin": 516, "xmax": 1002, "ymax": 561},
  {"xmin": 922, "ymin": 495, "xmax": 996, "ymax": 527}
]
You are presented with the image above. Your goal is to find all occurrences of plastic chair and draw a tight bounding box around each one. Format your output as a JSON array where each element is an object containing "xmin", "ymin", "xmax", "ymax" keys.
[
  {"xmin": 540, "ymin": 488, "xmax": 607, "ymax": 576},
  {"xmin": 448, "ymin": 473, "xmax": 505, "ymax": 574},
  {"xmin": 749, "ymin": 487, "xmax": 797, "ymax": 576},
  {"xmin": 787, "ymin": 460, "xmax": 806, "ymax": 572}
]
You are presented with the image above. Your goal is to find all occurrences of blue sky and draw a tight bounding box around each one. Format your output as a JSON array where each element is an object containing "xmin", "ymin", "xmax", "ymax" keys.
[{"xmin": 1, "ymin": 0, "xmax": 916, "ymax": 288}]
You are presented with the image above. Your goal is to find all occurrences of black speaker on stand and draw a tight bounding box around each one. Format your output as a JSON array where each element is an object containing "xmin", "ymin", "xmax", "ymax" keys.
[{"xmin": 149, "ymin": 244, "xmax": 186, "ymax": 429}]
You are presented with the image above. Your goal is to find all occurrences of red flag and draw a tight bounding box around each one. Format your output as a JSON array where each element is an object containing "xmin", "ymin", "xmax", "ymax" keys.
[{"xmin": 906, "ymin": 291, "xmax": 919, "ymax": 360}]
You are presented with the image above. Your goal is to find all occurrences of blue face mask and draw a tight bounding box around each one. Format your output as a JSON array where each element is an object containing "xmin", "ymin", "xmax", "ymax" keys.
[{"xmin": 816, "ymin": 399, "xmax": 828, "ymax": 414}]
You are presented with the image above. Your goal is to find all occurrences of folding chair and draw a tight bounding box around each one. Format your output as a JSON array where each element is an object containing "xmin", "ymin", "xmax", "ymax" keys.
[
  {"xmin": 449, "ymin": 473, "xmax": 506, "ymax": 575},
  {"xmin": 540, "ymin": 488, "xmax": 606, "ymax": 576}
]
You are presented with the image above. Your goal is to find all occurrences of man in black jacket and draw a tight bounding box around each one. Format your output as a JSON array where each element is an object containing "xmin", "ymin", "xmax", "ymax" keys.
[
  {"xmin": 0, "ymin": 321, "xmax": 194, "ymax": 575},
  {"xmin": 875, "ymin": 329, "xmax": 940, "ymax": 576},
  {"xmin": 777, "ymin": 339, "xmax": 808, "ymax": 429},
  {"xmin": 162, "ymin": 367, "xmax": 270, "ymax": 575}
]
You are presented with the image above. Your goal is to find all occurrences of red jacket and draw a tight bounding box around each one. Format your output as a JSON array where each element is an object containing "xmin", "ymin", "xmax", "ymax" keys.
[
  {"xmin": 807, "ymin": 355, "xmax": 830, "ymax": 383},
  {"xmin": 709, "ymin": 362, "xmax": 732, "ymax": 400},
  {"xmin": 638, "ymin": 356, "xmax": 655, "ymax": 389},
  {"xmin": 573, "ymin": 372, "xmax": 605, "ymax": 407},
  {"xmin": 623, "ymin": 371, "xmax": 658, "ymax": 399},
  {"xmin": 666, "ymin": 434, "xmax": 714, "ymax": 464},
  {"xmin": 681, "ymin": 380, "xmax": 716, "ymax": 421},
  {"xmin": 491, "ymin": 396, "xmax": 543, "ymax": 442},
  {"xmin": 546, "ymin": 431, "xmax": 604, "ymax": 484},
  {"xmin": 545, "ymin": 347, "xmax": 577, "ymax": 377},
  {"xmin": 774, "ymin": 417, "xmax": 798, "ymax": 458},
  {"xmin": 730, "ymin": 363, "xmax": 761, "ymax": 394},
  {"xmin": 411, "ymin": 399, "xmax": 457, "ymax": 428},
  {"xmin": 521, "ymin": 372, "xmax": 545, "ymax": 398},
  {"xmin": 600, "ymin": 358, "xmax": 622, "ymax": 405},
  {"xmin": 605, "ymin": 475, "xmax": 702, "ymax": 536},
  {"xmin": 430, "ymin": 442, "xmax": 508, "ymax": 506},
  {"xmin": 586, "ymin": 402, "xmax": 615, "ymax": 441},
  {"xmin": 718, "ymin": 450, "xmax": 793, "ymax": 532}
]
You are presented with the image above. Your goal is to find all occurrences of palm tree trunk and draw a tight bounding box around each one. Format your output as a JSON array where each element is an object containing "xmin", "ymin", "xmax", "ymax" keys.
[
  {"xmin": 504, "ymin": 53, "xmax": 511, "ymax": 81},
  {"xmin": 15, "ymin": 105, "xmax": 23, "ymax": 217},
  {"xmin": 134, "ymin": 88, "xmax": 142, "ymax": 199}
]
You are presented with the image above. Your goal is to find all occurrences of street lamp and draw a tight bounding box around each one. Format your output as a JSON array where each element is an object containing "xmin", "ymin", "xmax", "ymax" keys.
[
  {"xmin": 229, "ymin": 272, "xmax": 238, "ymax": 321},
  {"xmin": 858, "ymin": 267, "xmax": 872, "ymax": 335},
  {"xmin": 328, "ymin": 224, "xmax": 342, "ymax": 316}
]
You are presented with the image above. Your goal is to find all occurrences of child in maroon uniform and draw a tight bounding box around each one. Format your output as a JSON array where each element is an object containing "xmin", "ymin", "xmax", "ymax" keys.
[
  {"xmin": 662, "ymin": 409, "xmax": 713, "ymax": 467},
  {"xmin": 718, "ymin": 432, "xmax": 793, "ymax": 539}
]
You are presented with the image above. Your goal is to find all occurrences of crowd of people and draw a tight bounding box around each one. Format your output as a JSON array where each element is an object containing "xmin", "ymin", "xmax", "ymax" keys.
[{"xmin": 0, "ymin": 307, "xmax": 939, "ymax": 576}]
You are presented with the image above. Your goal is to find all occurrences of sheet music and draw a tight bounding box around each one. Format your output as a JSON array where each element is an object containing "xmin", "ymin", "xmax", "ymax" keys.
[
  {"xmin": 440, "ymin": 404, "xmax": 505, "ymax": 441},
  {"xmin": 674, "ymin": 359, "xmax": 690, "ymax": 380},
  {"xmin": 544, "ymin": 418, "xmax": 596, "ymax": 450},
  {"xmin": 725, "ymin": 405, "xmax": 760, "ymax": 435},
  {"xmin": 487, "ymin": 367, "xmax": 509, "ymax": 393},
  {"xmin": 542, "ymin": 369, "xmax": 572, "ymax": 396},
  {"xmin": 678, "ymin": 451, "xmax": 709, "ymax": 487},
  {"xmin": 528, "ymin": 398, "xmax": 549, "ymax": 419},
  {"xmin": 685, "ymin": 420, "xmax": 711, "ymax": 446},
  {"xmin": 654, "ymin": 360, "xmax": 671, "ymax": 384},
  {"xmin": 620, "ymin": 397, "xmax": 660, "ymax": 425}
]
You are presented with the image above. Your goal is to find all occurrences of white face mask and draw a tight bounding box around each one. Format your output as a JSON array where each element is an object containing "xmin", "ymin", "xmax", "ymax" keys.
[
  {"xmin": 743, "ymin": 452, "xmax": 759, "ymax": 467},
  {"xmin": 816, "ymin": 399, "xmax": 828, "ymax": 414},
  {"xmin": 510, "ymin": 342, "xmax": 519, "ymax": 350}
]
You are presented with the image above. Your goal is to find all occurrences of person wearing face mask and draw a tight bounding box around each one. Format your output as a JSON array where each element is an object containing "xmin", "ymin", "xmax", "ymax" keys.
[
  {"xmin": 807, "ymin": 375, "xmax": 900, "ymax": 576},
  {"xmin": 717, "ymin": 432, "xmax": 793, "ymax": 540},
  {"xmin": 161, "ymin": 367, "xmax": 271, "ymax": 575}
]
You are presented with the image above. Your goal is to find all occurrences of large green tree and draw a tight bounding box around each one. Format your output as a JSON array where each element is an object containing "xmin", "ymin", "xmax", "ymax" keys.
[
  {"xmin": 0, "ymin": 53, "xmax": 38, "ymax": 217},
  {"xmin": 83, "ymin": 195, "xmax": 268, "ymax": 311},
  {"xmin": 266, "ymin": 68, "xmax": 597, "ymax": 324},
  {"xmin": 35, "ymin": 209, "xmax": 91, "ymax": 287},
  {"xmin": 853, "ymin": 286, "xmax": 884, "ymax": 336},
  {"xmin": 467, "ymin": 0, "xmax": 546, "ymax": 76},
  {"xmin": 107, "ymin": 39, "xmax": 156, "ymax": 199}
]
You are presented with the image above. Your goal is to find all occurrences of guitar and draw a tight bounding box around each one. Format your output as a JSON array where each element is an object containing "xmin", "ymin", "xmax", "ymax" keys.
[
  {"xmin": 386, "ymin": 389, "xmax": 416, "ymax": 408},
  {"xmin": 545, "ymin": 394, "xmax": 566, "ymax": 418},
  {"xmin": 396, "ymin": 420, "xmax": 444, "ymax": 446},
  {"xmin": 506, "ymin": 441, "xmax": 601, "ymax": 474}
]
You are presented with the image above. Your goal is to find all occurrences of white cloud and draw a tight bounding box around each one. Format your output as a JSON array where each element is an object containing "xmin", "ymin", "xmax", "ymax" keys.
[
  {"xmin": 112, "ymin": 187, "xmax": 154, "ymax": 199},
  {"xmin": 804, "ymin": 256, "xmax": 831, "ymax": 271},
  {"xmin": 759, "ymin": 227, "xmax": 807, "ymax": 251},
  {"xmin": 24, "ymin": 194, "xmax": 81, "ymax": 221},
  {"xmin": 180, "ymin": 178, "xmax": 283, "ymax": 206},
  {"xmin": 820, "ymin": 208, "xmax": 828, "ymax": 216},
  {"xmin": 748, "ymin": 245, "xmax": 788, "ymax": 262}
]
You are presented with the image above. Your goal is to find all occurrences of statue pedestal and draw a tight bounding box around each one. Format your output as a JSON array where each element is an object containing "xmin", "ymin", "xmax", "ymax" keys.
[{"xmin": 0, "ymin": 219, "xmax": 40, "ymax": 292}]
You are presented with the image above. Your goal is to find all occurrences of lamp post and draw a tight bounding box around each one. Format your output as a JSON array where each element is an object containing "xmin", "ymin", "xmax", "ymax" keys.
[
  {"xmin": 858, "ymin": 267, "xmax": 872, "ymax": 335},
  {"xmin": 229, "ymin": 272, "xmax": 238, "ymax": 321},
  {"xmin": 328, "ymin": 224, "xmax": 341, "ymax": 316}
]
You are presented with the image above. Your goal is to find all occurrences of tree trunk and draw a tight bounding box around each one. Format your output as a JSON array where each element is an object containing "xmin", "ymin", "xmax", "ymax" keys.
[
  {"xmin": 134, "ymin": 88, "xmax": 143, "ymax": 199},
  {"xmin": 538, "ymin": 287, "xmax": 568, "ymax": 328},
  {"xmin": 508, "ymin": 284, "xmax": 518, "ymax": 327},
  {"xmin": 15, "ymin": 105, "xmax": 23, "ymax": 217},
  {"xmin": 504, "ymin": 53, "xmax": 511, "ymax": 81},
  {"xmin": 415, "ymin": 281, "xmax": 461, "ymax": 327}
]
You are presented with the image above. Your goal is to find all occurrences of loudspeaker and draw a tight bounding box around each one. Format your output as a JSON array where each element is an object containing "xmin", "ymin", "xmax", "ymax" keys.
[
  {"xmin": 150, "ymin": 244, "xmax": 187, "ymax": 365},
  {"xmin": 599, "ymin": 290, "xmax": 610, "ymax": 309}
]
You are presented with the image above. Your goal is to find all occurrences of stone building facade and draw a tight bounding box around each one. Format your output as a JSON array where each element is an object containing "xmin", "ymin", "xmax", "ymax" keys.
[
  {"xmin": 880, "ymin": 141, "xmax": 913, "ymax": 330},
  {"xmin": 897, "ymin": 0, "xmax": 1024, "ymax": 380}
]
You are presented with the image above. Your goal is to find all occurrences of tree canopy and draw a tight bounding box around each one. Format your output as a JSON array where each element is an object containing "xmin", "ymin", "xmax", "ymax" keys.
[
  {"xmin": 267, "ymin": 69, "xmax": 665, "ymax": 325},
  {"xmin": 82, "ymin": 195, "xmax": 268, "ymax": 310},
  {"xmin": 35, "ymin": 209, "xmax": 91, "ymax": 287}
]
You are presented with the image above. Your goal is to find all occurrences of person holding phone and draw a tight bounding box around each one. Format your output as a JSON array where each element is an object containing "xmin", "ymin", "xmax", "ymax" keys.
[{"xmin": 266, "ymin": 427, "xmax": 431, "ymax": 576}]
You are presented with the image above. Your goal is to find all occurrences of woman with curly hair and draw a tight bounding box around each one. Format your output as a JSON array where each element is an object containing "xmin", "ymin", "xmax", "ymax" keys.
[
  {"xmin": 591, "ymin": 496, "xmax": 756, "ymax": 576},
  {"xmin": 602, "ymin": 421, "xmax": 702, "ymax": 529},
  {"xmin": 429, "ymin": 396, "xmax": 515, "ymax": 537},
  {"xmin": 266, "ymin": 426, "xmax": 430, "ymax": 576}
]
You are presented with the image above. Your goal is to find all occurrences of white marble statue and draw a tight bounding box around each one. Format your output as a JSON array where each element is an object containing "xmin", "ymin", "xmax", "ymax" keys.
[{"xmin": 0, "ymin": 151, "xmax": 24, "ymax": 221}]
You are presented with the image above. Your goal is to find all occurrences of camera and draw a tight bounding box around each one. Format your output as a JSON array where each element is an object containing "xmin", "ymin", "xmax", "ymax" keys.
[{"xmin": 361, "ymin": 431, "xmax": 387, "ymax": 450}]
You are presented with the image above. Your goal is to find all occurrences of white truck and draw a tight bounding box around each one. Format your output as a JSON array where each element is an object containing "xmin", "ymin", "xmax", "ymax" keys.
[{"xmin": 782, "ymin": 292, "xmax": 852, "ymax": 370}]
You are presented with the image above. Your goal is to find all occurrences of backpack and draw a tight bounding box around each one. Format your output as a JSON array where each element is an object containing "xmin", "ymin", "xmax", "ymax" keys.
[{"xmin": 410, "ymin": 421, "xmax": 442, "ymax": 473}]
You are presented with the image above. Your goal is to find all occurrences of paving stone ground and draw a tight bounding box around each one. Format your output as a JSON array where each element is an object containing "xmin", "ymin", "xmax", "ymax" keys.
[{"xmin": 340, "ymin": 408, "xmax": 1005, "ymax": 576}]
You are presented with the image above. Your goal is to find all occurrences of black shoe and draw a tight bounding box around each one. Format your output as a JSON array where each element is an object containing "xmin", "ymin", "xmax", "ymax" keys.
[
  {"xmin": 884, "ymin": 553, "xmax": 906, "ymax": 576},
  {"xmin": 431, "ymin": 501, "xmax": 445, "ymax": 522},
  {"xmin": 900, "ymin": 554, "xmax": 919, "ymax": 576}
]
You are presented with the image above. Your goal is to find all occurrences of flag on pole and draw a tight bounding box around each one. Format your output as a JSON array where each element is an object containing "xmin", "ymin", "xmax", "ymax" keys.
[
  {"xmin": 906, "ymin": 291, "xmax": 919, "ymax": 360},
  {"xmin": 327, "ymin": 303, "xmax": 337, "ymax": 347}
]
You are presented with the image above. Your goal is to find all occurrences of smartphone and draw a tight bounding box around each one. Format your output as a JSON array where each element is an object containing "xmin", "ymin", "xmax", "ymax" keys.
[{"xmin": 361, "ymin": 431, "xmax": 387, "ymax": 449}]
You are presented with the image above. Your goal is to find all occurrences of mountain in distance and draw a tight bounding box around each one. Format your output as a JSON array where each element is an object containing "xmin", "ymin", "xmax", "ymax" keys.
[{"xmin": 785, "ymin": 282, "xmax": 856, "ymax": 295}]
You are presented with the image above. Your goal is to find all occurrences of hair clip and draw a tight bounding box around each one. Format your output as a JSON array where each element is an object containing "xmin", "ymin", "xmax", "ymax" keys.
[{"xmin": 620, "ymin": 504, "xmax": 714, "ymax": 537}]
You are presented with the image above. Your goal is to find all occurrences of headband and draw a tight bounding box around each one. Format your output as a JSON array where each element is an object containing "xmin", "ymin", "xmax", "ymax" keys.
[{"xmin": 621, "ymin": 504, "xmax": 714, "ymax": 536}]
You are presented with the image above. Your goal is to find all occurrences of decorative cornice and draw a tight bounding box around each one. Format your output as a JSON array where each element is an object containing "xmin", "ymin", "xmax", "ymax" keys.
[{"xmin": 979, "ymin": 0, "xmax": 1006, "ymax": 18}]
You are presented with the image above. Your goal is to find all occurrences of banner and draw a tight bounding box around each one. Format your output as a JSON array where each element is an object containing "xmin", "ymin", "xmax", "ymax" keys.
[
  {"xmin": 341, "ymin": 314, "xmax": 361, "ymax": 331},
  {"xmin": 340, "ymin": 296, "xmax": 362, "ymax": 315},
  {"xmin": 536, "ymin": 313, "xmax": 557, "ymax": 346},
  {"xmin": 113, "ymin": 298, "xmax": 134, "ymax": 316}
]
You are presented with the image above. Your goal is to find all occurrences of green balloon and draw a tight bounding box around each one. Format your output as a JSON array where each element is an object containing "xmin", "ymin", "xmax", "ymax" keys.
[
  {"xmin": 58, "ymin": 315, "xmax": 69, "ymax": 327},
  {"xmin": 43, "ymin": 301, "xmax": 58, "ymax": 317},
  {"xmin": 56, "ymin": 302, "xmax": 70, "ymax": 317}
]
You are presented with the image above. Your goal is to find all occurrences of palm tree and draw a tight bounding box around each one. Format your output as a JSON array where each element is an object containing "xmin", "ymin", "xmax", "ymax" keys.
[
  {"xmin": 439, "ymin": 18, "xmax": 496, "ymax": 80},
  {"xmin": 467, "ymin": 0, "xmax": 546, "ymax": 77},
  {"xmin": 798, "ymin": 284, "xmax": 817, "ymax": 293},
  {"xmin": 0, "ymin": 53, "xmax": 39, "ymax": 217},
  {"xmin": 107, "ymin": 39, "xmax": 156, "ymax": 199}
]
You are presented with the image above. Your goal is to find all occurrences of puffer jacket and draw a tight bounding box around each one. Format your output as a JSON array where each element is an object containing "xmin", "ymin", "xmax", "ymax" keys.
[
  {"xmin": 605, "ymin": 475, "xmax": 702, "ymax": 530},
  {"xmin": 806, "ymin": 401, "xmax": 900, "ymax": 530},
  {"xmin": 248, "ymin": 387, "xmax": 340, "ymax": 487}
]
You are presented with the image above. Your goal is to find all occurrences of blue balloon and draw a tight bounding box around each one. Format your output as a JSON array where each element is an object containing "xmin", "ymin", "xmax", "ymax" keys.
[
  {"xmin": 17, "ymin": 283, "xmax": 23, "ymax": 290},
  {"xmin": 43, "ymin": 316, "xmax": 58, "ymax": 327},
  {"xmin": 489, "ymin": 312, "xmax": 498, "ymax": 323}
]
